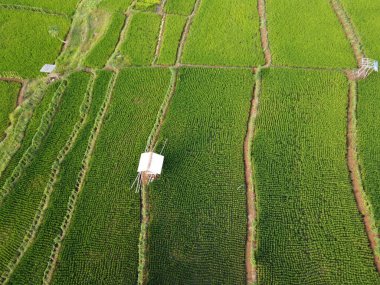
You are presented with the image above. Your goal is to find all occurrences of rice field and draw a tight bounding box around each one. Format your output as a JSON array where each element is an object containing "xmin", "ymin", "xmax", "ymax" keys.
[{"xmin": 1, "ymin": 0, "xmax": 380, "ymax": 284}]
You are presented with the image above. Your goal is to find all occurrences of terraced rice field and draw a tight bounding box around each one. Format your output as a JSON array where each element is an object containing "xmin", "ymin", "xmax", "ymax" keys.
[{"xmin": 1, "ymin": 0, "xmax": 380, "ymax": 284}]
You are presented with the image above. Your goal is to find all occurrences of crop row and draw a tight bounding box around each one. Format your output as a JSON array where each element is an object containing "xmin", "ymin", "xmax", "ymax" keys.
[
  {"xmin": 164, "ymin": 0, "xmax": 197, "ymax": 16},
  {"xmin": 7, "ymin": 71, "xmax": 113, "ymax": 284},
  {"xmin": 0, "ymin": 81, "xmax": 20, "ymax": 140},
  {"xmin": 0, "ymin": 72, "xmax": 91, "ymax": 279},
  {"xmin": 51, "ymin": 68, "xmax": 171, "ymax": 284},
  {"xmin": 265, "ymin": 0, "xmax": 356, "ymax": 68},
  {"xmin": 253, "ymin": 68, "xmax": 378, "ymax": 284},
  {"xmin": 148, "ymin": 68, "xmax": 254, "ymax": 284}
]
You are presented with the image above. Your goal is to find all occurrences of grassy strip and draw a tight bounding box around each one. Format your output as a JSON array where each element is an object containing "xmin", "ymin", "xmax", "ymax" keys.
[
  {"xmin": 148, "ymin": 68, "xmax": 253, "ymax": 284},
  {"xmin": 84, "ymin": 12, "xmax": 126, "ymax": 68},
  {"xmin": 8, "ymin": 71, "xmax": 113, "ymax": 285},
  {"xmin": 120, "ymin": 12, "xmax": 162, "ymax": 66},
  {"xmin": 0, "ymin": 73, "xmax": 90, "ymax": 278},
  {"xmin": 0, "ymin": 81, "xmax": 21, "ymax": 140},
  {"xmin": 164, "ymin": 0, "xmax": 196, "ymax": 16},
  {"xmin": 182, "ymin": 0, "xmax": 263, "ymax": 66},
  {"xmin": 51, "ymin": 68, "xmax": 171, "ymax": 285},
  {"xmin": 156, "ymin": 15, "xmax": 187, "ymax": 65},
  {"xmin": 253, "ymin": 68, "xmax": 378, "ymax": 284},
  {"xmin": 0, "ymin": 4, "xmax": 68, "ymax": 17},
  {"xmin": 0, "ymin": 0, "xmax": 79, "ymax": 16},
  {"xmin": 265, "ymin": 0, "xmax": 356, "ymax": 68},
  {"xmin": 0, "ymin": 82, "xmax": 58, "ymax": 191}
]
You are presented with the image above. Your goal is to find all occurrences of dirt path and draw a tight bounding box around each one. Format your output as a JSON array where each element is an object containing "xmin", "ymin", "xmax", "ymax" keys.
[
  {"xmin": 157, "ymin": 0, "xmax": 167, "ymax": 15},
  {"xmin": 257, "ymin": 0, "xmax": 271, "ymax": 66},
  {"xmin": 244, "ymin": 74, "xmax": 260, "ymax": 285},
  {"xmin": 346, "ymin": 80, "xmax": 380, "ymax": 273},
  {"xmin": 330, "ymin": 0, "xmax": 364, "ymax": 66},
  {"xmin": 175, "ymin": 0, "xmax": 201, "ymax": 66},
  {"xmin": 152, "ymin": 14, "xmax": 167, "ymax": 65}
]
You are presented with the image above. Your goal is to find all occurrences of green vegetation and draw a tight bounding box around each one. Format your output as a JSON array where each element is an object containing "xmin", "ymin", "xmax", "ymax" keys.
[
  {"xmin": 182, "ymin": 0, "xmax": 263, "ymax": 66},
  {"xmin": 0, "ymin": 82, "xmax": 59, "ymax": 189},
  {"xmin": 98, "ymin": 0, "xmax": 132, "ymax": 12},
  {"xmin": 134, "ymin": 0, "xmax": 160, "ymax": 11},
  {"xmin": 156, "ymin": 15, "xmax": 187, "ymax": 65},
  {"xmin": 357, "ymin": 74, "xmax": 380, "ymax": 228},
  {"xmin": 254, "ymin": 69, "xmax": 378, "ymax": 284},
  {"xmin": 0, "ymin": 9, "xmax": 70, "ymax": 78},
  {"xmin": 0, "ymin": 81, "xmax": 20, "ymax": 140},
  {"xmin": 0, "ymin": 72, "xmax": 90, "ymax": 276},
  {"xmin": 121, "ymin": 12, "xmax": 161, "ymax": 65},
  {"xmin": 148, "ymin": 68, "xmax": 253, "ymax": 284},
  {"xmin": 164, "ymin": 0, "xmax": 196, "ymax": 16},
  {"xmin": 0, "ymin": 0, "xmax": 78, "ymax": 15},
  {"xmin": 266, "ymin": 0, "xmax": 356, "ymax": 68},
  {"xmin": 51, "ymin": 68, "xmax": 171, "ymax": 285},
  {"xmin": 8, "ymin": 71, "xmax": 112, "ymax": 284},
  {"xmin": 85, "ymin": 13, "xmax": 126, "ymax": 68},
  {"xmin": 340, "ymin": 0, "xmax": 380, "ymax": 58}
]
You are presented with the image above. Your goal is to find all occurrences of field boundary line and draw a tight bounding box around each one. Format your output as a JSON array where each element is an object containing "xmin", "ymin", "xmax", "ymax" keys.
[
  {"xmin": 157, "ymin": 0, "xmax": 167, "ymax": 15},
  {"xmin": 106, "ymin": 0, "xmax": 137, "ymax": 70},
  {"xmin": 330, "ymin": 0, "xmax": 364, "ymax": 67},
  {"xmin": 137, "ymin": 68, "xmax": 178, "ymax": 285},
  {"xmin": 257, "ymin": 0, "xmax": 271, "ymax": 66},
  {"xmin": 244, "ymin": 71, "xmax": 261, "ymax": 285},
  {"xmin": 152, "ymin": 13, "xmax": 166, "ymax": 65},
  {"xmin": 175, "ymin": 0, "xmax": 201, "ymax": 66},
  {"xmin": 0, "ymin": 4, "xmax": 68, "ymax": 18},
  {"xmin": 0, "ymin": 81, "xmax": 66, "ymax": 205},
  {"xmin": 42, "ymin": 72, "xmax": 118, "ymax": 285},
  {"xmin": 346, "ymin": 79, "xmax": 380, "ymax": 272},
  {"xmin": 0, "ymin": 74, "xmax": 96, "ymax": 284}
]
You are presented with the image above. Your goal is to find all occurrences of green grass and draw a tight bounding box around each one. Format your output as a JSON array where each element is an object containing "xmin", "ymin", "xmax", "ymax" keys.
[
  {"xmin": 51, "ymin": 68, "xmax": 171, "ymax": 285},
  {"xmin": 182, "ymin": 0, "xmax": 263, "ymax": 66},
  {"xmin": 0, "ymin": 9, "xmax": 70, "ymax": 78},
  {"xmin": 357, "ymin": 74, "xmax": 380, "ymax": 229},
  {"xmin": 148, "ymin": 68, "xmax": 254, "ymax": 284},
  {"xmin": 340, "ymin": 0, "xmax": 380, "ymax": 59},
  {"xmin": 0, "ymin": 81, "xmax": 20, "ymax": 140},
  {"xmin": 0, "ymin": 0, "xmax": 79, "ymax": 15},
  {"xmin": 85, "ymin": 13, "xmax": 126, "ymax": 68},
  {"xmin": 266, "ymin": 0, "xmax": 357, "ymax": 68},
  {"xmin": 254, "ymin": 68, "xmax": 378, "ymax": 284},
  {"xmin": 156, "ymin": 14, "xmax": 187, "ymax": 65},
  {"xmin": 121, "ymin": 12, "xmax": 161, "ymax": 66},
  {"xmin": 164, "ymin": 0, "xmax": 196, "ymax": 15},
  {"xmin": 8, "ymin": 71, "xmax": 112, "ymax": 284},
  {"xmin": 0, "ymin": 82, "xmax": 59, "ymax": 188},
  {"xmin": 0, "ymin": 72, "xmax": 90, "ymax": 275}
]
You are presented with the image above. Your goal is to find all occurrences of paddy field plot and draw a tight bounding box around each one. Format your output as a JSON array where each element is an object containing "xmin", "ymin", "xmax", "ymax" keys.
[
  {"xmin": 253, "ymin": 68, "xmax": 378, "ymax": 284},
  {"xmin": 0, "ymin": 81, "xmax": 20, "ymax": 140}
]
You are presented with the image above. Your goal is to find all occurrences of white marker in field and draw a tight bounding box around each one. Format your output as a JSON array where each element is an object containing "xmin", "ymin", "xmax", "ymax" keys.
[
  {"xmin": 355, "ymin": 58, "xmax": 378, "ymax": 78},
  {"xmin": 40, "ymin": 64, "xmax": 56, "ymax": 73},
  {"xmin": 131, "ymin": 152, "xmax": 164, "ymax": 193}
]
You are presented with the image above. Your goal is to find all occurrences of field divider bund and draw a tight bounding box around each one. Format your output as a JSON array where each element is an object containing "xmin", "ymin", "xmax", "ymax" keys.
[
  {"xmin": 42, "ymin": 72, "xmax": 118, "ymax": 285},
  {"xmin": 346, "ymin": 79, "xmax": 380, "ymax": 272},
  {"xmin": 152, "ymin": 13, "xmax": 167, "ymax": 65},
  {"xmin": 257, "ymin": 0, "xmax": 271, "ymax": 66},
  {"xmin": 329, "ymin": 0, "xmax": 365, "ymax": 67},
  {"xmin": 137, "ymin": 68, "xmax": 178, "ymax": 285},
  {"xmin": 0, "ymin": 74, "xmax": 97, "ymax": 284},
  {"xmin": 244, "ymin": 70, "xmax": 262, "ymax": 285},
  {"xmin": 175, "ymin": 0, "xmax": 201, "ymax": 66},
  {"xmin": 0, "ymin": 81, "xmax": 67, "ymax": 204}
]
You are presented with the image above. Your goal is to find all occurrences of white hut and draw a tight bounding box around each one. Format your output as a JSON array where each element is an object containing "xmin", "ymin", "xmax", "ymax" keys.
[
  {"xmin": 137, "ymin": 152, "xmax": 164, "ymax": 185},
  {"xmin": 40, "ymin": 64, "xmax": 56, "ymax": 73}
]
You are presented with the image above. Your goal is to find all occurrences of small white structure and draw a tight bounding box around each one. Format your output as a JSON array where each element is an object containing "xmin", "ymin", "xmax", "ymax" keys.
[
  {"xmin": 138, "ymin": 152, "xmax": 164, "ymax": 176},
  {"xmin": 40, "ymin": 64, "xmax": 56, "ymax": 74},
  {"xmin": 131, "ymin": 152, "xmax": 164, "ymax": 193},
  {"xmin": 355, "ymin": 58, "xmax": 378, "ymax": 78}
]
